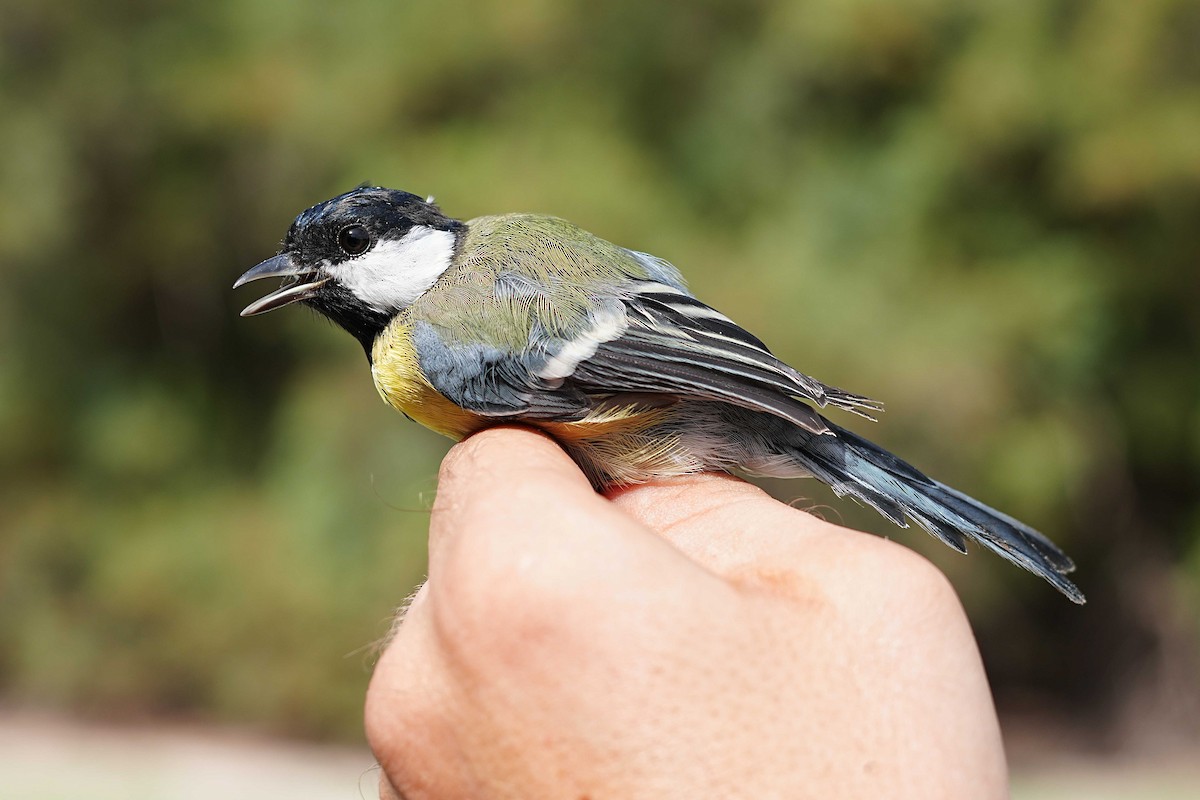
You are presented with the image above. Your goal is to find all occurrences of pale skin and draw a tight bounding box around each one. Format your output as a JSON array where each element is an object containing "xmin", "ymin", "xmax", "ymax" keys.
[{"xmin": 365, "ymin": 427, "xmax": 1008, "ymax": 799}]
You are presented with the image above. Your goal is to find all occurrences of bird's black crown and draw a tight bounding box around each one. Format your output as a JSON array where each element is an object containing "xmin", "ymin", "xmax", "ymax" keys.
[{"xmin": 283, "ymin": 186, "xmax": 462, "ymax": 268}]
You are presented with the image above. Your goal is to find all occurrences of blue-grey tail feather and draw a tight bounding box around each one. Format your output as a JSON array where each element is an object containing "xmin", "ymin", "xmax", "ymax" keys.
[{"xmin": 789, "ymin": 420, "xmax": 1085, "ymax": 604}]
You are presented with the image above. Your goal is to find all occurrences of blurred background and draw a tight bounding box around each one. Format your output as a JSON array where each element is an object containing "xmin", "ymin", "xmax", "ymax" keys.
[{"xmin": 1, "ymin": 0, "xmax": 1198, "ymax": 796}]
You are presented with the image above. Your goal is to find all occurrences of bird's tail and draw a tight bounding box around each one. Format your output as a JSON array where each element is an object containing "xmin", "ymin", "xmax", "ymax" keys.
[{"xmin": 787, "ymin": 420, "xmax": 1084, "ymax": 603}]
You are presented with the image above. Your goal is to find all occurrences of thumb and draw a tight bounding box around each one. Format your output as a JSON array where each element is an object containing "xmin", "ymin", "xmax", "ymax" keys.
[{"xmin": 424, "ymin": 427, "xmax": 719, "ymax": 634}]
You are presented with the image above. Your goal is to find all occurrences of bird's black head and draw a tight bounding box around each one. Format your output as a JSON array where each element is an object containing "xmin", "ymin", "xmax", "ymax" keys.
[{"xmin": 235, "ymin": 186, "xmax": 465, "ymax": 354}]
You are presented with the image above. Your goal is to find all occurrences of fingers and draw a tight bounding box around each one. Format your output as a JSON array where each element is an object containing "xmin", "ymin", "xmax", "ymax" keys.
[
  {"xmin": 422, "ymin": 426, "xmax": 720, "ymax": 664},
  {"xmin": 426, "ymin": 425, "xmax": 598, "ymax": 570},
  {"xmin": 367, "ymin": 430, "xmax": 995, "ymax": 797},
  {"xmin": 377, "ymin": 772, "xmax": 403, "ymax": 800},
  {"xmin": 370, "ymin": 427, "xmax": 734, "ymax": 795},
  {"xmin": 605, "ymin": 472, "xmax": 944, "ymax": 612},
  {"xmin": 604, "ymin": 472, "xmax": 821, "ymax": 538},
  {"xmin": 605, "ymin": 473, "xmax": 837, "ymax": 578},
  {"xmin": 366, "ymin": 582, "xmax": 454, "ymax": 800}
]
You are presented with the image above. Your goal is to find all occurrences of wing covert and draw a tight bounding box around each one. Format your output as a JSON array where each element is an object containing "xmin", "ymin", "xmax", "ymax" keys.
[
  {"xmin": 409, "ymin": 318, "xmax": 594, "ymax": 419},
  {"xmin": 409, "ymin": 274, "xmax": 880, "ymax": 436},
  {"xmin": 563, "ymin": 283, "xmax": 883, "ymax": 432}
]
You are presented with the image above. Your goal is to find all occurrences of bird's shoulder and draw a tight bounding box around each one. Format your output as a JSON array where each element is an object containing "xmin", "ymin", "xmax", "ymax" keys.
[
  {"xmin": 406, "ymin": 213, "xmax": 687, "ymax": 350},
  {"xmin": 458, "ymin": 213, "xmax": 688, "ymax": 290}
]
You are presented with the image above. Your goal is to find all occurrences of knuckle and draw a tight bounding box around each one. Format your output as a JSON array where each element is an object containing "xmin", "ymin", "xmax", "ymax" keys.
[
  {"xmin": 439, "ymin": 426, "xmax": 545, "ymax": 482},
  {"xmin": 434, "ymin": 428, "xmax": 567, "ymax": 514},
  {"xmin": 436, "ymin": 432, "xmax": 500, "ymax": 492},
  {"xmin": 883, "ymin": 542, "xmax": 958, "ymax": 598},
  {"xmin": 798, "ymin": 525, "xmax": 965, "ymax": 631},
  {"xmin": 852, "ymin": 538, "xmax": 965, "ymax": 627}
]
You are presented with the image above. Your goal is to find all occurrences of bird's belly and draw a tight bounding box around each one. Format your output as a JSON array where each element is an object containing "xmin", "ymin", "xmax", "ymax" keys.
[
  {"xmin": 381, "ymin": 378, "xmax": 484, "ymax": 440},
  {"xmin": 538, "ymin": 404, "xmax": 737, "ymax": 486}
]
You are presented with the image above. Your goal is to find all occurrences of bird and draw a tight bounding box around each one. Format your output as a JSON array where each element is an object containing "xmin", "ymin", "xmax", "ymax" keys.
[{"xmin": 235, "ymin": 186, "xmax": 1084, "ymax": 603}]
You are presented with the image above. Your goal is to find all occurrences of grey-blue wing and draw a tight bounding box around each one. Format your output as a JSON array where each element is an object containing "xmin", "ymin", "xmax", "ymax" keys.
[
  {"xmin": 409, "ymin": 318, "xmax": 593, "ymax": 419},
  {"xmin": 562, "ymin": 286, "xmax": 882, "ymax": 434},
  {"xmin": 410, "ymin": 273, "xmax": 880, "ymax": 434}
]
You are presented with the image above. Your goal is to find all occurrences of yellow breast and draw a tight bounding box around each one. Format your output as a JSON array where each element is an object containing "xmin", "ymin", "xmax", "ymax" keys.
[{"xmin": 370, "ymin": 318, "xmax": 484, "ymax": 440}]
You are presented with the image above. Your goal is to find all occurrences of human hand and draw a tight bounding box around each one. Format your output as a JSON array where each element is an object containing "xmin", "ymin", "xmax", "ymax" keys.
[{"xmin": 366, "ymin": 427, "xmax": 1007, "ymax": 799}]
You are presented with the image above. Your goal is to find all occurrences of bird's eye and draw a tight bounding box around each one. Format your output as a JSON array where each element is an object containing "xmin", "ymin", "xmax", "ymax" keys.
[{"xmin": 337, "ymin": 225, "xmax": 371, "ymax": 256}]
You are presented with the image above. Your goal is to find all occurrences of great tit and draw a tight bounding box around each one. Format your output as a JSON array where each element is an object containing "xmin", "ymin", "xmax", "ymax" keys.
[{"xmin": 235, "ymin": 186, "xmax": 1083, "ymax": 603}]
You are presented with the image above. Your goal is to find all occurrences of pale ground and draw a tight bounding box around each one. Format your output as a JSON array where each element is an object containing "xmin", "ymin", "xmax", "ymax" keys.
[
  {"xmin": 2, "ymin": 711, "xmax": 1198, "ymax": 799},
  {"xmin": 0, "ymin": 711, "xmax": 379, "ymax": 800}
]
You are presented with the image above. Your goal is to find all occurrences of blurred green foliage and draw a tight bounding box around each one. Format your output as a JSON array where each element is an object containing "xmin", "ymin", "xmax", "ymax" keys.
[{"xmin": 1, "ymin": 0, "xmax": 1197, "ymax": 743}]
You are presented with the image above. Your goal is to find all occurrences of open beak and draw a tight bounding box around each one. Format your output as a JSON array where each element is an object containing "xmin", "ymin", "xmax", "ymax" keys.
[{"xmin": 234, "ymin": 253, "xmax": 329, "ymax": 316}]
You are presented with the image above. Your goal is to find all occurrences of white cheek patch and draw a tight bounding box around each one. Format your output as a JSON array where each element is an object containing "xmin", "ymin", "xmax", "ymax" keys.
[{"xmin": 328, "ymin": 226, "xmax": 456, "ymax": 312}]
